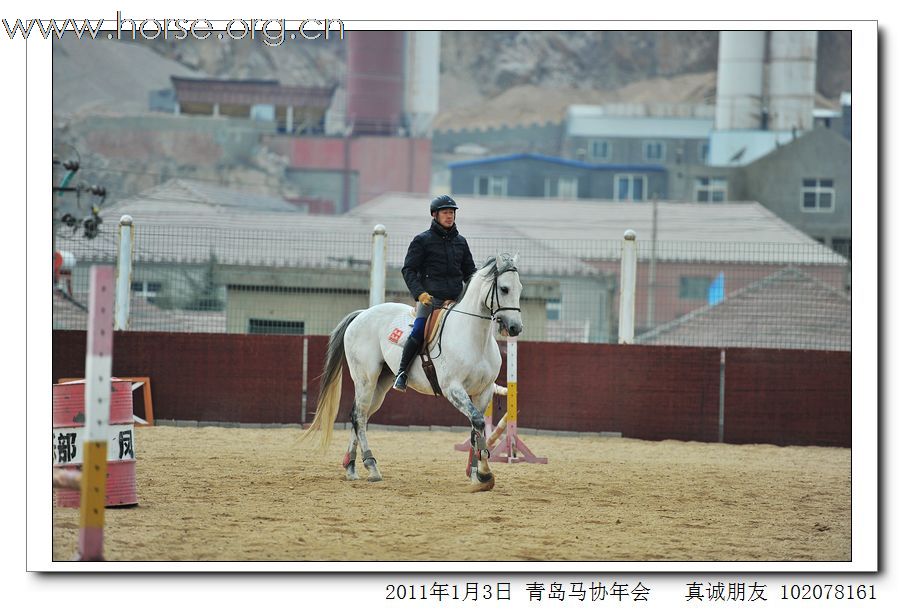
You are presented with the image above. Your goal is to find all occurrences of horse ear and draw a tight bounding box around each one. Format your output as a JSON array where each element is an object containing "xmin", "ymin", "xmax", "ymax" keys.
[{"xmin": 496, "ymin": 252, "xmax": 518, "ymax": 271}]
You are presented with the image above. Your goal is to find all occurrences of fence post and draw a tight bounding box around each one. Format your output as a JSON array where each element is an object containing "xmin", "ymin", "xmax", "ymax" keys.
[
  {"xmin": 618, "ymin": 229, "xmax": 637, "ymax": 344},
  {"xmin": 114, "ymin": 215, "xmax": 134, "ymax": 331},
  {"xmin": 369, "ymin": 224, "xmax": 387, "ymax": 307}
]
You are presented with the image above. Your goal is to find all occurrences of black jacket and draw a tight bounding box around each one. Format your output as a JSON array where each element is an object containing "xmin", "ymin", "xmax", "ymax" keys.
[{"xmin": 402, "ymin": 220, "xmax": 477, "ymax": 301}]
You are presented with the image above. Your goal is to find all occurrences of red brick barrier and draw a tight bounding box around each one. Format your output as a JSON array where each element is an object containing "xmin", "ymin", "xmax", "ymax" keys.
[
  {"xmin": 722, "ymin": 348, "xmax": 852, "ymax": 446},
  {"xmin": 53, "ymin": 331, "xmax": 851, "ymax": 446}
]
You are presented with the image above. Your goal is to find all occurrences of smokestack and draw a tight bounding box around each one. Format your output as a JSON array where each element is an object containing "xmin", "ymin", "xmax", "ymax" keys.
[
  {"xmin": 715, "ymin": 31, "xmax": 767, "ymax": 131},
  {"xmin": 766, "ymin": 31, "xmax": 818, "ymax": 132},
  {"xmin": 346, "ymin": 32, "xmax": 405, "ymax": 135},
  {"xmin": 402, "ymin": 32, "xmax": 440, "ymax": 138}
]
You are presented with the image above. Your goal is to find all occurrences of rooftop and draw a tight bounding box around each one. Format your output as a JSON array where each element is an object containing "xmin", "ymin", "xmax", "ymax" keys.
[
  {"xmin": 566, "ymin": 105, "xmax": 714, "ymax": 139},
  {"xmin": 55, "ymin": 183, "xmax": 846, "ymax": 278},
  {"xmin": 636, "ymin": 267, "xmax": 851, "ymax": 351},
  {"xmin": 448, "ymin": 153, "xmax": 667, "ymax": 173},
  {"xmin": 171, "ymin": 77, "xmax": 334, "ymax": 108},
  {"xmin": 350, "ymin": 193, "xmax": 845, "ymax": 264}
]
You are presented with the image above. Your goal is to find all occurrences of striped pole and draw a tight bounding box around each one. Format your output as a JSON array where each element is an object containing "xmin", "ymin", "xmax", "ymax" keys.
[
  {"xmin": 505, "ymin": 336, "xmax": 518, "ymax": 460},
  {"xmin": 78, "ymin": 266, "xmax": 115, "ymax": 561},
  {"xmin": 453, "ymin": 340, "xmax": 544, "ymax": 465}
]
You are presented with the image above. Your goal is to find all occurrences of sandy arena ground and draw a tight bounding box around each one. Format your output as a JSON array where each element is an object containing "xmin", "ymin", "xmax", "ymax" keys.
[{"xmin": 52, "ymin": 425, "xmax": 851, "ymax": 562}]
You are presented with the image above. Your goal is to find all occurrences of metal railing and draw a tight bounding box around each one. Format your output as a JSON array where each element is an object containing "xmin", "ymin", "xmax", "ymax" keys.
[{"xmin": 53, "ymin": 219, "xmax": 851, "ymax": 351}]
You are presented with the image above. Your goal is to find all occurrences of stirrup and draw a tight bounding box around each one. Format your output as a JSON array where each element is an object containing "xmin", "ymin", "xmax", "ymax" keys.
[{"xmin": 393, "ymin": 372, "xmax": 408, "ymax": 392}]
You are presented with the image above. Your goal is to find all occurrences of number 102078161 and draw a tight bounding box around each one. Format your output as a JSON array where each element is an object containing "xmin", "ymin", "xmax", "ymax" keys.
[{"xmin": 781, "ymin": 584, "xmax": 876, "ymax": 600}]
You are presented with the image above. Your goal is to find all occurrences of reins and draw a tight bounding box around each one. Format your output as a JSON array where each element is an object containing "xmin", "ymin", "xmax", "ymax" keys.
[{"xmin": 428, "ymin": 268, "xmax": 520, "ymax": 360}]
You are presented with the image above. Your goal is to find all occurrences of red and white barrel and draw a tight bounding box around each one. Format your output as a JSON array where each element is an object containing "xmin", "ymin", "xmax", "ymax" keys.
[{"xmin": 53, "ymin": 378, "xmax": 138, "ymax": 507}]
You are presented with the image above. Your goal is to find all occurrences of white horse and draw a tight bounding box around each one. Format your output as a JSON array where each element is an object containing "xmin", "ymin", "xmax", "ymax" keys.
[{"xmin": 300, "ymin": 253, "xmax": 523, "ymax": 492}]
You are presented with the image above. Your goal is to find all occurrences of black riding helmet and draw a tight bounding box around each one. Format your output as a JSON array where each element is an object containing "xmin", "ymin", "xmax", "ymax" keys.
[{"xmin": 430, "ymin": 195, "xmax": 458, "ymax": 214}]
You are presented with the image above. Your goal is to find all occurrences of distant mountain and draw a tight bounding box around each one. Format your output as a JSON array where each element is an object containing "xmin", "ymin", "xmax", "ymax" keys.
[
  {"xmin": 435, "ymin": 30, "xmax": 849, "ymax": 128},
  {"xmin": 136, "ymin": 30, "xmax": 850, "ymax": 129},
  {"xmin": 55, "ymin": 31, "xmax": 850, "ymax": 127},
  {"xmin": 52, "ymin": 38, "xmax": 203, "ymax": 120}
]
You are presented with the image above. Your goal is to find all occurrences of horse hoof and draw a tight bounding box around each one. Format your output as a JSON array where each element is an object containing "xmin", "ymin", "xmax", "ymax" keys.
[
  {"xmin": 367, "ymin": 474, "xmax": 383, "ymax": 482},
  {"xmin": 346, "ymin": 472, "xmax": 360, "ymax": 481},
  {"xmin": 468, "ymin": 473, "xmax": 495, "ymax": 493}
]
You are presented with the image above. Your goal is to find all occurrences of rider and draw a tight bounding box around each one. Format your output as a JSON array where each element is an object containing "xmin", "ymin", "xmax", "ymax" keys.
[{"xmin": 393, "ymin": 195, "xmax": 477, "ymax": 392}]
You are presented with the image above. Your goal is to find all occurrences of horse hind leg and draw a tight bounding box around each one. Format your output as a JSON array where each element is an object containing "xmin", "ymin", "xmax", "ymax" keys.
[
  {"xmin": 348, "ymin": 408, "xmax": 383, "ymax": 482},
  {"xmin": 343, "ymin": 427, "xmax": 359, "ymax": 481}
]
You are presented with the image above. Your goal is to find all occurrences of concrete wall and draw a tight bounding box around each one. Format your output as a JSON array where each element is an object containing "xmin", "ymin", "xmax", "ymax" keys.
[
  {"xmin": 736, "ymin": 127, "xmax": 852, "ymax": 245},
  {"xmin": 562, "ymin": 135, "xmax": 711, "ymax": 166},
  {"xmin": 52, "ymin": 331, "xmax": 852, "ymax": 446},
  {"xmin": 226, "ymin": 289, "xmax": 369, "ymax": 335},
  {"xmin": 225, "ymin": 287, "xmax": 550, "ymax": 341},
  {"xmin": 265, "ymin": 135, "xmax": 432, "ymax": 208},
  {"xmin": 353, "ymin": 137, "xmax": 432, "ymax": 203}
]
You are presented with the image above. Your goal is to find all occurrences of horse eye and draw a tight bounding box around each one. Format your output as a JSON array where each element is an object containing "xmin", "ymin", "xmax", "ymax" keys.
[{"xmin": 501, "ymin": 287, "xmax": 510, "ymax": 294}]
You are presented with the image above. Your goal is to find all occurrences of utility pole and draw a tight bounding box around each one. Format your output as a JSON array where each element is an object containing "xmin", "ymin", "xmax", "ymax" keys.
[{"xmin": 646, "ymin": 194, "xmax": 659, "ymax": 331}]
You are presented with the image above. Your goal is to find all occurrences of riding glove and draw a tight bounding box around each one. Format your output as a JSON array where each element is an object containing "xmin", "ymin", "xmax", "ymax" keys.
[{"xmin": 418, "ymin": 292, "xmax": 433, "ymax": 306}]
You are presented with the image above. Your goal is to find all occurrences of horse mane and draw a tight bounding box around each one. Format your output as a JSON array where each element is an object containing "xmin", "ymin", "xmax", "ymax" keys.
[{"xmin": 456, "ymin": 253, "xmax": 518, "ymax": 301}]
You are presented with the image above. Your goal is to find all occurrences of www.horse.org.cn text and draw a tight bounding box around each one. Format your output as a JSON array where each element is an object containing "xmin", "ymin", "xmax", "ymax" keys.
[{"xmin": 3, "ymin": 13, "xmax": 345, "ymax": 46}]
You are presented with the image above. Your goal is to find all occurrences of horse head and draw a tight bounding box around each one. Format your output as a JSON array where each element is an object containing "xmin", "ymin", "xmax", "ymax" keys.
[{"xmin": 488, "ymin": 252, "xmax": 523, "ymax": 337}]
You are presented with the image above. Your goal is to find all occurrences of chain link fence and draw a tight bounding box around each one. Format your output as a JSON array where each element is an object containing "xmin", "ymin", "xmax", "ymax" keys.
[{"xmin": 54, "ymin": 223, "xmax": 851, "ymax": 351}]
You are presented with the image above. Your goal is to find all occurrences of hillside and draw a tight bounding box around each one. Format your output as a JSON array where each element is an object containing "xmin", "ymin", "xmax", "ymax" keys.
[
  {"xmin": 135, "ymin": 30, "xmax": 850, "ymax": 129},
  {"xmin": 53, "ymin": 30, "xmax": 850, "ymax": 127}
]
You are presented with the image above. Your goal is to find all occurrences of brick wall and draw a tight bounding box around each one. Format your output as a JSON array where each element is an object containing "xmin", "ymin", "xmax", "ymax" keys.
[{"xmin": 52, "ymin": 331, "xmax": 851, "ymax": 446}]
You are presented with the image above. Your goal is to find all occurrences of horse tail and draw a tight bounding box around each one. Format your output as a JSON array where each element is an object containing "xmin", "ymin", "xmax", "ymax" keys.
[{"xmin": 301, "ymin": 310, "xmax": 363, "ymax": 453}]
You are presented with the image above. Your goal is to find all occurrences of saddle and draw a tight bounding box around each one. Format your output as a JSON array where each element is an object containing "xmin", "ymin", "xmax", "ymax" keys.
[{"xmin": 417, "ymin": 300, "xmax": 454, "ymax": 396}]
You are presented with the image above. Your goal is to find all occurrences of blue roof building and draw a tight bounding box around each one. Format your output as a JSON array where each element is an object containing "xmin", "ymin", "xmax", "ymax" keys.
[{"xmin": 449, "ymin": 153, "xmax": 668, "ymax": 201}]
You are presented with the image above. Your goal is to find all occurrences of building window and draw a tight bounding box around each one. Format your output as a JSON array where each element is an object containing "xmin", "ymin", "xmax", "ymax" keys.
[
  {"xmin": 698, "ymin": 142, "xmax": 709, "ymax": 163},
  {"xmin": 475, "ymin": 175, "xmax": 508, "ymax": 197},
  {"xmin": 679, "ymin": 276, "xmax": 712, "ymax": 300},
  {"xmin": 131, "ymin": 280, "xmax": 162, "ymax": 303},
  {"xmin": 801, "ymin": 178, "xmax": 835, "ymax": 212},
  {"xmin": 248, "ymin": 319, "xmax": 305, "ymax": 335},
  {"xmin": 544, "ymin": 176, "xmax": 578, "ymax": 199},
  {"xmin": 643, "ymin": 140, "xmax": 666, "ymax": 161},
  {"xmin": 546, "ymin": 298, "xmax": 561, "ymax": 321},
  {"xmin": 588, "ymin": 139, "xmax": 611, "ymax": 161},
  {"xmin": 695, "ymin": 177, "xmax": 727, "ymax": 202},
  {"xmin": 614, "ymin": 174, "xmax": 647, "ymax": 201}
]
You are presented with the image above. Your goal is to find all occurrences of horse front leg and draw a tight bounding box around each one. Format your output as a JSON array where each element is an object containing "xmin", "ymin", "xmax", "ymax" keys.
[{"xmin": 447, "ymin": 386, "xmax": 495, "ymax": 492}]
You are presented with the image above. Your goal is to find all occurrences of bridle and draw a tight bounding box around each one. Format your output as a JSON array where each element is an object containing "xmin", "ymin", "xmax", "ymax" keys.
[
  {"xmin": 440, "ymin": 267, "xmax": 521, "ymax": 321},
  {"xmin": 484, "ymin": 268, "xmax": 522, "ymax": 319},
  {"xmin": 428, "ymin": 267, "xmax": 521, "ymax": 359}
]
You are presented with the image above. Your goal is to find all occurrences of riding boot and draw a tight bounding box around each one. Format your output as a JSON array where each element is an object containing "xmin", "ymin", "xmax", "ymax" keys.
[{"xmin": 393, "ymin": 335, "xmax": 422, "ymax": 392}]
